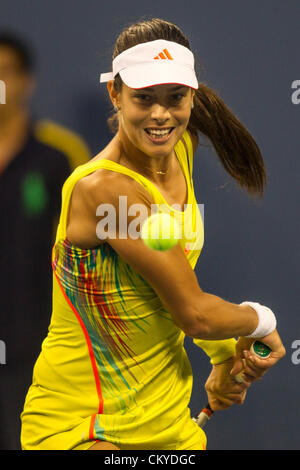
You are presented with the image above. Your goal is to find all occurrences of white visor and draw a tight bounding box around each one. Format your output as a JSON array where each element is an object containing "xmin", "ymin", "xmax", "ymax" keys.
[{"xmin": 100, "ymin": 39, "xmax": 198, "ymax": 90}]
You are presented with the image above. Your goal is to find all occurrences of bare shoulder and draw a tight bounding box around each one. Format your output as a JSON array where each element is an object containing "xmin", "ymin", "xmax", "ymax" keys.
[
  {"xmin": 66, "ymin": 168, "xmax": 153, "ymax": 248},
  {"xmin": 73, "ymin": 168, "xmax": 153, "ymax": 209}
]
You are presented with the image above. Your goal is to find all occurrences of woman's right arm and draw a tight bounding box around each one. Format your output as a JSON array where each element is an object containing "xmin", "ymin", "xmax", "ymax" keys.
[{"xmin": 69, "ymin": 171, "xmax": 285, "ymax": 357}]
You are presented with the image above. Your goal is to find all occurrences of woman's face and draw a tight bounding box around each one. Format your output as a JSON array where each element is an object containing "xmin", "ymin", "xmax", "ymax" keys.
[{"xmin": 111, "ymin": 82, "xmax": 194, "ymax": 158}]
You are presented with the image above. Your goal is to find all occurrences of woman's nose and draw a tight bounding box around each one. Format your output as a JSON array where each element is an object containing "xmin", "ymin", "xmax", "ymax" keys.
[{"xmin": 150, "ymin": 103, "xmax": 171, "ymax": 122}]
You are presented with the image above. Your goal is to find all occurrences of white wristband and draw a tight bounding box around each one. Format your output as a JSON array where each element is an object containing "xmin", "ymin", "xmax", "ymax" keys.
[{"xmin": 240, "ymin": 301, "xmax": 277, "ymax": 338}]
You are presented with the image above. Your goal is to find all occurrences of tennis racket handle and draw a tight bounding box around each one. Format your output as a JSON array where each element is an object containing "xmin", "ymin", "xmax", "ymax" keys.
[
  {"xmin": 194, "ymin": 404, "xmax": 214, "ymax": 428},
  {"xmin": 234, "ymin": 340, "xmax": 272, "ymax": 383}
]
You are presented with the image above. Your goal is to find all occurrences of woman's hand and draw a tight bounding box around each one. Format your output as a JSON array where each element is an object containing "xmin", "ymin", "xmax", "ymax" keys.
[
  {"xmin": 204, "ymin": 357, "xmax": 250, "ymax": 411},
  {"xmin": 230, "ymin": 330, "xmax": 286, "ymax": 383}
]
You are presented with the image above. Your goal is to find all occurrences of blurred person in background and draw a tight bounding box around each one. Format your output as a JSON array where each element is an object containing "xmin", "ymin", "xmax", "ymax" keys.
[{"xmin": 0, "ymin": 32, "xmax": 91, "ymax": 449}]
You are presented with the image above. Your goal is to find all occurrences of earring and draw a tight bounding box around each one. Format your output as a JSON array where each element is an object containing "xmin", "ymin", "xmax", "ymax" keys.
[{"xmin": 114, "ymin": 104, "xmax": 120, "ymax": 112}]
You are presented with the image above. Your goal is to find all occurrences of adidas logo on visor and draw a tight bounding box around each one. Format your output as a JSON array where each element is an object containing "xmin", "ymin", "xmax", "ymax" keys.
[{"xmin": 154, "ymin": 49, "xmax": 174, "ymax": 60}]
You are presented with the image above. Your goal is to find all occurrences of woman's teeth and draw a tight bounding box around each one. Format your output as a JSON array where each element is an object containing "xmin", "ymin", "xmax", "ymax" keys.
[{"xmin": 145, "ymin": 128, "xmax": 173, "ymax": 138}]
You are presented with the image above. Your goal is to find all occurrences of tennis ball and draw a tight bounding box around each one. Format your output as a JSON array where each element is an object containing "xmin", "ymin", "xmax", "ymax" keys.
[{"xmin": 141, "ymin": 213, "xmax": 181, "ymax": 251}]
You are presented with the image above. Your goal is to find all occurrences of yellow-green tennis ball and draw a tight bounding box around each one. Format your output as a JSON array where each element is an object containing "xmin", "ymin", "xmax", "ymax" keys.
[{"xmin": 141, "ymin": 213, "xmax": 181, "ymax": 251}]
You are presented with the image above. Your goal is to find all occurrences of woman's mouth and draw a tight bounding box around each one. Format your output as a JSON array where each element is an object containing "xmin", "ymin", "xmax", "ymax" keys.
[{"xmin": 144, "ymin": 127, "xmax": 174, "ymax": 144}]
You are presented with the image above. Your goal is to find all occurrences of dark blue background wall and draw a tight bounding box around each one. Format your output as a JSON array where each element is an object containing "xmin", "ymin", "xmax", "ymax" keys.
[{"xmin": 1, "ymin": 0, "xmax": 299, "ymax": 449}]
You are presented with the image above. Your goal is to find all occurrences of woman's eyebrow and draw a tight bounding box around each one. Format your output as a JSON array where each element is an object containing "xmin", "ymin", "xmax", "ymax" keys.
[{"xmin": 134, "ymin": 85, "xmax": 186, "ymax": 92}]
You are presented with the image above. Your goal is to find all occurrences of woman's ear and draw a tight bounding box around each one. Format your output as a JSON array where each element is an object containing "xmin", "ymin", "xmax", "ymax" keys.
[{"xmin": 107, "ymin": 80, "xmax": 119, "ymax": 110}]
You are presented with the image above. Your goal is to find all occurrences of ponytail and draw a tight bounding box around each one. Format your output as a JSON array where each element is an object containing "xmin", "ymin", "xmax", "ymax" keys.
[{"xmin": 188, "ymin": 83, "xmax": 266, "ymax": 198}]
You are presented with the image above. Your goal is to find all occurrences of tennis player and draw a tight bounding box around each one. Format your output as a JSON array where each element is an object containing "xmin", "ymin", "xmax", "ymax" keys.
[{"xmin": 21, "ymin": 18, "xmax": 285, "ymax": 451}]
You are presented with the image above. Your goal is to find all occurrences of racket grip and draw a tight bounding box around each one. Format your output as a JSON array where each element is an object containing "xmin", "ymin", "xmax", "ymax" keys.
[
  {"xmin": 234, "ymin": 340, "xmax": 272, "ymax": 383},
  {"xmin": 194, "ymin": 404, "xmax": 214, "ymax": 428}
]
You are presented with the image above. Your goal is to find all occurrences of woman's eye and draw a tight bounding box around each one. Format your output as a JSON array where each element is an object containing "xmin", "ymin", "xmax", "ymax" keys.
[
  {"xmin": 171, "ymin": 94, "xmax": 184, "ymax": 102},
  {"xmin": 136, "ymin": 94, "xmax": 151, "ymax": 102}
]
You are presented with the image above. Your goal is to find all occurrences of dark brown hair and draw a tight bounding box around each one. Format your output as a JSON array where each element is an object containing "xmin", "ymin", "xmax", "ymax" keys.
[{"xmin": 107, "ymin": 18, "xmax": 266, "ymax": 198}]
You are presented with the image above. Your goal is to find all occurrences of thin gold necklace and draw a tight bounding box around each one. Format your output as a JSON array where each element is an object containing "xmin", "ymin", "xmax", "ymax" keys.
[{"xmin": 145, "ymin": 168, "xmax": 167, "ymax": 175}]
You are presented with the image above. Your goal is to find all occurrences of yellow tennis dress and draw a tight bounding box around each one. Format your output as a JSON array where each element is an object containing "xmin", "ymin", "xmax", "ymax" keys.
[{"xmin": 21, "ymin": 131, "xmax": 236, "ymax": 450}]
